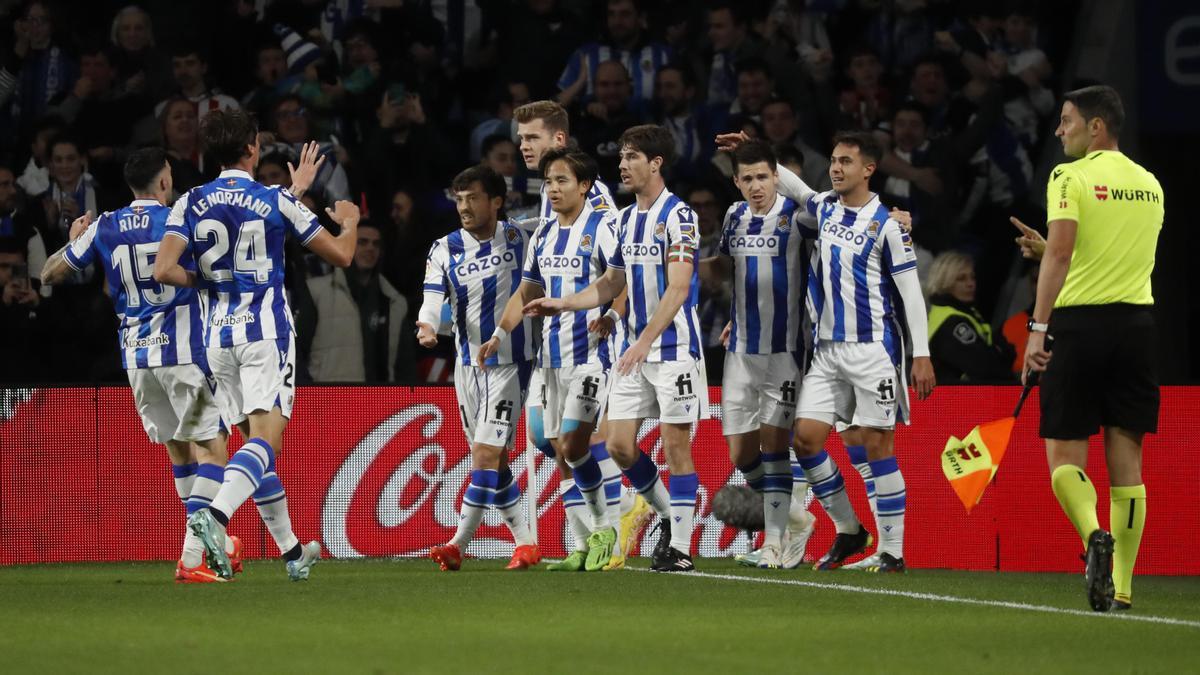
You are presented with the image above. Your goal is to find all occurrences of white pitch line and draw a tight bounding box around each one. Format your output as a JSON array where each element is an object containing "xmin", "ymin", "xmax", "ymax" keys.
[{"xmin": 627, "ymin": 567, "xmax": 1200, "ymax": 630}]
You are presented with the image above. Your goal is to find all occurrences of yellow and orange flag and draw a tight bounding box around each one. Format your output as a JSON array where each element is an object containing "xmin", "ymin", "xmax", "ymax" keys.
[
  {"xmin": 941, "ymin": 380, "xmax": 1035, "ymax": 513},
  {"xmin": 941, "ymin": 417, "xmax": 1014, "ymax": 512}
]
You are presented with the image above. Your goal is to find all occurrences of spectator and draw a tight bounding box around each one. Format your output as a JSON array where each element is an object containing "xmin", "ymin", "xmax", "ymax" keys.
[
  {"xmin": 469, "ymin": 80, "xmax": 529, "ymax": 162},
  {"xmin": 999, "ymin": 3, "xmax": 1054, "ymax": 150},
  {"xmin": 556, "ymin": 0, "xmax": 671, "ymax": 107},
  {"xmin": 863, "ymin": 0, "xmax": 935, "ymax": 80},
  {"xmin": 108, "ymin": 4, "xmax": 172, "ymax": 100},
  {"xmin": 689, "ymin": 184, "xmax": 731, "ymax": 382},
  {"xmin": 50, "ymin": 43, "xmax": 148, "ymax": 190},
  {"xmin": 653, "ymin": 64, "xmax": 706, "ymax": 179},
  {"xmin": 480, "ymin": 134, "xmax": 527, "ymax": 212},
  {"xmin": 240, "ymin": 42, "xmax": 296, "ymax": 120},
  {"xmin": 2, "ymin": 0, "xmax": 78, "ymax": 140},
  {"xmin": 379, "ymin": 186, "xmax": 447, "ymax": 308},
  {"xmin": 837, "ymin": 44, "xmax": 891, "ymax": 132},
  {"xmin": 925, "ymin": 251, "xmax": 1014, "ymax": 383},
  {"xmin": 39, "ymin": 135, "xmax": 100, "ymax": 261},
  {"xmin": 159, "ymin": 96, "xmax": 210, "ymax": 192},
  {"xmin": 704, "ymin": 2, "xmax": 752, "ymax": 105},
  {"xmin": 255, "ymin": 153, "xmax": 291, "ymax": 188},
  {"xmin": 364, "ymin": 88, "xmax": 454, "ymax": 203},
  {"xmin": 725, "ymin": 57, "xmax": 774, "ymax": 123},
  {"xmin": 152, "ymin": 42, "xmax": 240, "ymax": 119},
  {"xmin": 497, "ymin": 0, "xmax": 587, "ymax": 99},
  {"xmin": 760, "ymin": 96, "xmax": 830, "ymax": 191},
  {"xmin": 0, "ymin": 163, "xmax": 46, "ymax": 273},
  {"xmin": 572, "ymin": 60, "xmax": 643, "ymax": 190},
  {"xmin": 0, "ymin": 236, "xmax": 45, "ymax": 381},
  {"xmin": 306, "ymin": 221, "xmax": 409, "ymax": 382},
  {"xmin": 262, "ymin": 95, "xmax": 351, "ymax": 203},
  {"xmin": 15, "ymin": 115, "xmax": 65, "ymax": 196},
  {"xmin": 875, "ymin": 102, "xmax": 957, "ymax": 256}
]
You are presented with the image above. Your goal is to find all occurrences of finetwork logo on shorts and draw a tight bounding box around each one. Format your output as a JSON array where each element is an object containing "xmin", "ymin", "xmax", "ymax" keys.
[{"xmin": 876, "ymin": 377, "xmax": 896, "ymax": 408}]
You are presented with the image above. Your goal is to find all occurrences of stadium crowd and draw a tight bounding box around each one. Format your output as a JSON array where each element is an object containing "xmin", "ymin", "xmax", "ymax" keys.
[{"xmin": 0, "ymin": 0, "xmax": 1075, "ymax": 385}]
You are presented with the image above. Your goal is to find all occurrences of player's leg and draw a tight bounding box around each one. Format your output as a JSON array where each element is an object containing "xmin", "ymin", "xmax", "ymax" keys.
[
  {"xmin": 650, "ymin": 359, "xmax": 709, "ymax": 572},
  {"xmin": 553, "ymin": 366, "xmax": 617, "ymax": 570},
  {"xmin": 1104, "ymin": 426, "xmax": 1146, "ymax": 610},
  {"xmin": 538, "ymin": 369, "xmax": 591, "ymax": 561},
  {"xmin": 722, "ymin": 352, "xmax": 767, "ymax": 492},
  {"xmin": 852, "ymin": 426, "xmax": 904, "ymax": 572},
  {"xmin": 839, "ymin": 426, "xmax": 877, "ymax": 516},
  {"xmin": 606, "ymin": 368, "xmax": 671, "ymax": 519},
  {"xmin": 755, "ymin": 353, "xmax": 802, "ymax": 568},
  {"xmin": 432, "ymin": 364, "xmax": 488, "ymax": 570},
  {"xmin": 477, "ymin": 362, "xmax": 540, "ymax": 568}
]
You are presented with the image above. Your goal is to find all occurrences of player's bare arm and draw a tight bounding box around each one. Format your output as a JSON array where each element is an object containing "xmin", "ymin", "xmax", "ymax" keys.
[
  {"xmin": 525, "ymin": 266, "xmax": 625, "ymax": 317},
  {"xmin": 1023, "ymin": 218, "xmax": 1077, "ymax": 382},
  {"xmin": 479, "ymin": 280, "xmax": 544, "ymax": 367},
  {"xmin": 41, "ymin": 211, "xmax": 92, "ymax": 285},
  {"xmin": 305, "ymin": 200, "xmax": 360, "ymax": 268},
  {"xmin": 616, "ymin": 259, "xmax": 691, "ymax": 375},
  {"xmin": 152, "ymin": 231, "xmax": 197, "ymax": 288}
]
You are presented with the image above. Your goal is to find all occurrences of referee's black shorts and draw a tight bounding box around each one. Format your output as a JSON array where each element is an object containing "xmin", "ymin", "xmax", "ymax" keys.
[{"xmin": 1040, "ymin": 303, "xmax": 1159, "ymax": 439}]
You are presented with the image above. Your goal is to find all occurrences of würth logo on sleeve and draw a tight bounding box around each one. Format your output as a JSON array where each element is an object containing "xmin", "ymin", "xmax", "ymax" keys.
[{"xmin": 1093, "ymin": 185, "xmax": 1108, "ymax": 201}]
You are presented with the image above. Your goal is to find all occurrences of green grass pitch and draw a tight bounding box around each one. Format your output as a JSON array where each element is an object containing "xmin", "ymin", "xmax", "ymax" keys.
[{"xmin": 2, "ymin": 558, "xmax": 1197, "ymax": 674}]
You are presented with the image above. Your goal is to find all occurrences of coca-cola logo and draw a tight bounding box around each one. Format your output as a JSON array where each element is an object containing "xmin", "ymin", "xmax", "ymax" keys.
[{"xmin": 320, "ymin": 400, "xmax": 774, "ymax": 559}]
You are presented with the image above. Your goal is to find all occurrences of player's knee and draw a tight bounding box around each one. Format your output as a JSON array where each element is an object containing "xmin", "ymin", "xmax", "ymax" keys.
[{"xmin": 470, "ymin": 443, "xmax": 503, "ymax": 469}]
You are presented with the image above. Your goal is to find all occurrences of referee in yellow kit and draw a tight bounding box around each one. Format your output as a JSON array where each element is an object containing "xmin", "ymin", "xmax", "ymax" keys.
[{"xmin": 1018, "ymin": 85, "xmax": 1164, "ymax": 613}]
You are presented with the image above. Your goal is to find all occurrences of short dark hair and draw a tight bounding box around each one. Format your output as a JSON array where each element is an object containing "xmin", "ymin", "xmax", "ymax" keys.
[
  {"xmin": 170, "ymin": 39, "xmax": 206, "ymax": 61},
  {"xmin": 734, "ymin": 56, "xmax": 772, "ymax": 79},
  {"xmin": 772, "ymin": 143, "xmax": 803, "ymax": 167},
  {"xmin": 618, "ymin": 124, "xmax": 677, "ymax": 168},
  {"xmin": 200, "ymin": 108, "xmax": 259, "ymax": 167},
  {"xmin": 257, "ymin": 153, "xmax": 290, "ymax": 174},
  {"xmin": 46, "ymin": 133, "xmax": 83, "ymax": 157},
  {"xmin": 831, "ymin": 130, "xmax": 882, "ymax": 164},
  {"xmin": 538, "ymin": 147, "xmax": 599, "ymax": 190},
  {"xmin": 451, "ymin": 164, "xmax": 507, "ymax": 201},
  {"xmin": 1063, "ymin": 85, "xmax": 1124, "ymax": 137},
  {"xmin": 481, "ymin": 133, "xmax": 515, "ymax": 158},
  {"xmin": 123, "ymin": 147, "xmax": 168, "ymax": 192},
  {"xmin": 656, "ymin": 62, "xmax": 695, "ymax": 88},
  {"xmin": 893, "ymin": 101, "xmax": 930, "ymax": 125},
  {"xmin": 731, "ymin": 139, "xmax": 776, "ymax": 172},
  {"xmin": 707, "ymin": 1, "xmax": 746, "ymax": 25}
]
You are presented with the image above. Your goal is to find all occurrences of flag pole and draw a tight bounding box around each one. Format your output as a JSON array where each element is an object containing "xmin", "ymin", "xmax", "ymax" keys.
[{"xmin": 1012, "ymin": 371, "xmax": 1039, "ymax": 418}]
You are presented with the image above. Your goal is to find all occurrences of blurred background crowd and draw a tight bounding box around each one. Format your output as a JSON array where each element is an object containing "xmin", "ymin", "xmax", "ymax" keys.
[{"xmin": 0, "ymin": 0, "xmax": 1107, "ymax": 385}]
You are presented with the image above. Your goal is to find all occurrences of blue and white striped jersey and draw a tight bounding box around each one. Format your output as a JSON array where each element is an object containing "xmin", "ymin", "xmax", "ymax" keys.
[
  {"xmin": 607, "ymin": 188, "xmax": 702, "ymax": 362},
  {"xmin": 803, "ymin": 191, "xmax": 918, "ymax": 345},
  {"xmin": 65, "ymin": 200, "xmax": 207, "ymax": 369},
  {"xmin": 165, "ymin": 170, "xmax": 324, "ymax": 348},
  {"xmin": 423, "ymin": 221, "xmax": 536, "ymax": 367},
  {"xmin": 523, "ymin": 200, "xmax": 619, "ymax": 369},
  {"xmin": 718, "ymin": 195, "xmax": 807, "ymax": 354},
  {"xmin": 557, "ymin": 42, "xmax": 671, "ymax": 103}
]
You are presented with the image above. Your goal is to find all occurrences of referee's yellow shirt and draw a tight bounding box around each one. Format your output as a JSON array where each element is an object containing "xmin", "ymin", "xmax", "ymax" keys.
[{"xmin": 1045, "ymin": 150, "xmax": 1163, "ymax": 308}]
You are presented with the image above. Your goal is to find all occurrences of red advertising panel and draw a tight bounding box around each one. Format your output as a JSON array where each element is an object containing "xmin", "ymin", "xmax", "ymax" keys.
[{"xmin": 1, "ymin": 386, "xmax": 1195, "ymax": 573}]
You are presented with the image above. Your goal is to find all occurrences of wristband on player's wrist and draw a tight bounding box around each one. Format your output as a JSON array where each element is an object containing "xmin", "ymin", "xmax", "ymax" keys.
[
  {"xmin": 604, "ymin": 309, "xmax": 620, "ymax": 323},
  {"xmin": 1026, "ymin": 319, "xmax": 1048, "ymax": 333},
  {"xmin": 491, "ymin": 328, "xmax": 508, "ymax": 344}
]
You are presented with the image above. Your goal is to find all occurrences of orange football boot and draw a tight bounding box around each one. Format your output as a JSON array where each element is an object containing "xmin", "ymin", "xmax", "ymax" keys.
[
  {"xmin": 506, "ymin": 544, "xmax": 541, "ymax": 570},
  {"xmin": 175, "ymin": 559, "xmax": 227, "ymax": 583},
  {"xmin": 430, "ymin": 544, "xmax": 463, "ymax": 571},
  {"xmin": 227, "ymin": 535, "xmax": 243, "ymax": 575}
]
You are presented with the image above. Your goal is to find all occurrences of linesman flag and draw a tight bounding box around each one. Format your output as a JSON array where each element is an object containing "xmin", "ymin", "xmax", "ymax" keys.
[{"xmin": 942, "ymin": 379, "xmax": 1036, "ymax": 512}]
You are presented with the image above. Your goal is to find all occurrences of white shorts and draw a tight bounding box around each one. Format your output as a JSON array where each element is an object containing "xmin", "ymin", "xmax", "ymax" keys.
[
  {"xmin": 208, "ymin": 334, "xmax": 297, "ymax": 425},
  {"xmin": 454, "ymin": 360, "xmax": 532, "ymax": 448},
  {"xmin": 127, "ymin": 363, "xmax": 222, "ymax": 443},
  {"xmin": 527, "ymin": 368, "xmax": 544, "ymax": 410},
  {"xmin": 607, "ymin": 358, "xmax": 710, "ymax": 424},
  {"xmin": 798, "ymin": 340, "xmax": 909, "ymax": 429},
  {"xmin": 541, "ymin": 363, "xmax": 609, "ymax": 439},
  {"xmin": 721, "ymin": 351, "xmax": 802, "ymax": 435}
]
